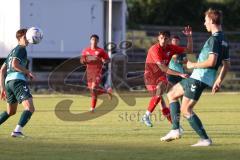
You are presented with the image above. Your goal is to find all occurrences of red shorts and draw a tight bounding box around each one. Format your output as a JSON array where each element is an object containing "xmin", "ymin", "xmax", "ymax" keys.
[
  {"xmin": 144, "ymin": 71, "xmax": 168, "ymax": 95},
  {"xmin": 86, "ymin": 72, "xmax": 102, "ymax": 89}
]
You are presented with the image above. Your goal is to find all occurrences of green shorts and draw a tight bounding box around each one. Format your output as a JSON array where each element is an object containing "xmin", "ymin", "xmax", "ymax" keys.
[
  {"xmin": 180, "ymin": 78, "xmax": 208, "ymax": 101},
  {"xmin": 167, "ymin": 75, "xmax": 183, "ymax": 85},
  {"xmin": 5, "ymin": 80, "xmax": 32, "ymax": 104}
]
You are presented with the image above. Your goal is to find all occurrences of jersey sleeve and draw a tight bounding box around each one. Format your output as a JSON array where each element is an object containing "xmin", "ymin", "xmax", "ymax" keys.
[
  {"xmin": 222, "ymin": 40, "xmax": 230, "ymax": 60},
  {"xmin": 12, "ymin": 47, "xmax": 27, "ymax": 62},
  {"xmin": 3, "ymin": 58, "xmax": 7, "ymax": 65},
  {"xmin": 149, "ymin": 47, "xmax": 163, "ymax": 64},
  {"xmin": 207, "ymin": 37, "xmax": 220, "ymax": 56},
  {"xmin": 171, "ymin": 45, "xmax": 185, "ymax": 55},
  {"xmin": 82, "ymin": 48, "xmax": 87, "ymax": 56},
  {"xmin": 100, "ymin": 49, "xmax": 109, "ymax": 60}
]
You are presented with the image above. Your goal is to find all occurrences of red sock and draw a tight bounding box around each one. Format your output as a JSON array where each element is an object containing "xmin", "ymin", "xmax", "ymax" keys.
[
  {"xmin": 91, "ymin": 93, "xmax": 97, "ymax": 109},
  {"xmin": 162, "ymin": 107, "xmax": 172, "ymax": 123},
  {"xmin": 147, "ymin": 96, "xmax": 161, "ymax": 113},
  {"xmin": 96, "ymin": 87, "xmax": 107, "ymax": 95}
]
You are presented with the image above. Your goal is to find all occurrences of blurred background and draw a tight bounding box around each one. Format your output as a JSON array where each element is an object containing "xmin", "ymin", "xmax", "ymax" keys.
[{"xmin": 0, "ymin": 0, "xmax": 239, "ymax": 92}]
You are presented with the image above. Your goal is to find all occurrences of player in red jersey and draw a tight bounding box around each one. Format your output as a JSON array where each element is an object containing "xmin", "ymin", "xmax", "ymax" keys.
[
  {"xmin": 80, "ymin": 34, "xmax": 112, "ymax": 112},
  {"xmin": 142, "ymin": 28, "xmax": 193, "ymax": 127}
]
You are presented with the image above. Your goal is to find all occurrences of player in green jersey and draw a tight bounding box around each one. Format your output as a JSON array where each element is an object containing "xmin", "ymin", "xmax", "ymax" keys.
[
  {"xmin": 161, "ymin": 9, "xmax": 230, "ymax": 146},
  {"xmin": 0, "ymin": 28, "xmax": 36, "ymax": 137},
  {"xmin": 167, "ymin": 35, "xmax": 187, "ymax": 85}
]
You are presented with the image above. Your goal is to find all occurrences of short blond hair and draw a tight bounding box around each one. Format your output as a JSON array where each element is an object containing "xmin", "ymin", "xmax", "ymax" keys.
[{"xmin": 205, "ymin": 8, "xmax": 222, "ymax": 25}]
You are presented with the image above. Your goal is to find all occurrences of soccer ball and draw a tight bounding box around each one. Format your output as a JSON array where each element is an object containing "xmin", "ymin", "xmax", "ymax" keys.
[{"xmin": 26, "ymin": 27, "xmax": 43, "ymax": 44}]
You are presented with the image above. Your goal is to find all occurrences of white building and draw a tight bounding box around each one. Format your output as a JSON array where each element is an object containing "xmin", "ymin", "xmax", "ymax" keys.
[{"xmin": 0, "ymin": 0, "xmax": 127, "ymax": 59}]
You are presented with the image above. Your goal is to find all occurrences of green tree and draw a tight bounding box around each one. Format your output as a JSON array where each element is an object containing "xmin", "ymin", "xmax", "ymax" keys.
[{"xmin": 127, "ymin": 0, "xmax": 240, "ymax": 30}]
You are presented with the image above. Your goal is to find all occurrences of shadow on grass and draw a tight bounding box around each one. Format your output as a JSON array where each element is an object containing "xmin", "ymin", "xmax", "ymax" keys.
[{"xmin": 54, "ymin": 95, "xmax": 119, "ymax": 121}]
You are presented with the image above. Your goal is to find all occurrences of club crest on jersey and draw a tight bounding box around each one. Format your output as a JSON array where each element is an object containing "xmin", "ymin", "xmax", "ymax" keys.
[
  {"xmin": 86, "ymin": 51, "xmax": 90, "ymax": 55},
  {"xmin": 166, "ymin": 52, "xmax": 170, "ymax": 57},
  {"xmin": 95, "ymin": 51, "xmax": 100, "ymax": 55}
]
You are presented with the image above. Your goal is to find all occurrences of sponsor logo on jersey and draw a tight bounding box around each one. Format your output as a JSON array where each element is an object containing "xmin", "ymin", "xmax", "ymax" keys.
[
  {"xmin": 191, "ymin": 84, "xmax": 197, "ymax": 92},
  {"xmin": 23, "ymin": 86, "xmax": 28, "ymax": 92},
  {"xmin": 20, "ymin": 95, "xmax": 24, "ymax": 100}
]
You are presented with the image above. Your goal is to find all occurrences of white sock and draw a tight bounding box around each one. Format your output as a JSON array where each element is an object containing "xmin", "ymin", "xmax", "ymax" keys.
[
  {"xmin": 145, "ymin": 110, "xmax": 151, "ymax": 116},
  {"xmin": 14, "ymin": 125, "xmax": 23, "ymax": 133}
]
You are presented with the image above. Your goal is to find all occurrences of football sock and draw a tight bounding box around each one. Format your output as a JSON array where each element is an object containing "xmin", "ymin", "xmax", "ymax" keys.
[
  {"xmin": 145, "ymin": 110, "xmax": 151, "ymax": 116},
  {"xmin": 14, "ymin": 125, "xmax": 23, "ymax": 133},
  {"xmin": 91, "ymin": 94, "xmax": 97, "ymax": 109},
  {"xmin": 170, "ymin": 101, "xmax": 180, "ymax": 129},
  {"xmin": 162, "ymin": 107, "xmax": 172, "ymax": 123},
  {"xmin": 0, "ymin": 111, "xmax": 10, "ymax": 125},
  {"xmin": 18, "ymin": 110, "xmax": 33, "ymax": 127},
  {"xmin": 147, "ymin": 96, "xmax": 161, "ymax": 113},
  {"xmin": 96, "ymin": 87, "xmax": 107, "ymax": 95},
  {"xmin": 187, "ymin": 114, "xmax": 209, "ymax": 139}
]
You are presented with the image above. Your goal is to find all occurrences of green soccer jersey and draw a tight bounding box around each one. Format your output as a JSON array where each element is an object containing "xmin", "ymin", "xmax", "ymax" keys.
[
  {"xmin": 4, "ymin": 45, "xmax": 28, "ymax": 83},
  {"xmin": 169, "ymin": 54, "xmax": 186, "ymax": 73},
  {"xmin": 190, "ymin": 31, "xmax": 229, "ymax": 86}
]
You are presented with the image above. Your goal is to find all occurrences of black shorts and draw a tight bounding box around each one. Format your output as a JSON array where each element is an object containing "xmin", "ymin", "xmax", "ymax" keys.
[
  {"xmin": 5, "ymin": 80, "xmax": 32, "ymax": 104},
  {"xmin": 180, "ymin": 78, "xmax": 208, "ymax": 101}
]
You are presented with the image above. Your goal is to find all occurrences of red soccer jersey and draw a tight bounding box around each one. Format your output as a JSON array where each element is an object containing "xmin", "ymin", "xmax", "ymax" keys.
[
  {"xmin": 82, "ymin": 47, "xmax": 109, "ymax": 88},
  {"xmin": 82, "ymin": 47, "xmax": 109, "ymax": 72},
  {"xmin": 144, "ymin": 43, "xmax": 185, "ymax": 90}
]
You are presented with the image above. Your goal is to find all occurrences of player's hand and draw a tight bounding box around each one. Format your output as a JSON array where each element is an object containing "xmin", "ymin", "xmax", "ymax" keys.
[
  {"xmin": 186, "ymin": 61, "xmax": 195, "ymax": 69},
  {"xmin": 27, "ymin": 72, "xmax": 36, "ymax": 81},
  {"xmin": 179, "ymin": 73, "xmax": 189, "ymax": 79},
  {"xmin": 182, "ymin": 25, "xmax": 192, "ymax": 37},
  {"xmin": 212, "ymin": 78, "xmax": 221, "ymax": 94},
  {"xmin": 80, "ymin": 56, "xmax": 87, "ymax": 64},
  {"xmin": 0, "ymin": 88, "xmax": 6, "ymax": 100}
]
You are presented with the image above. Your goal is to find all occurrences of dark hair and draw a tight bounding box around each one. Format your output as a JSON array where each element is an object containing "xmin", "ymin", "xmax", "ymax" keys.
[
  {"xmin": 205, "ymin": 8, "xmax": 222, "ymax": 25},
  {"xmin": 16, "ymin": 28, "xmax": 27, "ymax": 41},
  {"xmin": 90, "ymin": 34, "xmax": 99, "ymax": 40},
  {"xmin": 172, "ymin": 35, "xmax": 180, "ymax": 40},
  {"xmin": 159, "ymin": 31, "xmax": 171, "ymax": 38}
]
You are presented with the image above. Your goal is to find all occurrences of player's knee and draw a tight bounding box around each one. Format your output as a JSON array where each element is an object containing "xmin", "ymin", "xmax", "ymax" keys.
[
  {"xmin": 167, "ymin": 91, "xmax": 174, "ymax": 101},
  {"xmin": 181, "ymin": 108, "xmax": 192, "ymax": 118},
  {"xmin": 29, "ymin": 107, "xmax": 35, "ymax": 113}
]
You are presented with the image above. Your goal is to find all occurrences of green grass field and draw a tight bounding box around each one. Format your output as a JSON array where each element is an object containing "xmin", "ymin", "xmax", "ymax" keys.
[{"xmin": 0, "ymin": 92, "xmax": 240, "ymax": 160}]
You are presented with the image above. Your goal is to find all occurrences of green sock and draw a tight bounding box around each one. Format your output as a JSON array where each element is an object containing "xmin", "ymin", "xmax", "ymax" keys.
[
  {"xmin": 187, "ymin": 114, "xmax": 209, "ymax": 139},
  {"xmin": 170, "ymin": 101, "xmax": 180, "ymax": 130},
  {"xmin": 0, "ymin": 111, "xmax": 10, "ymax": 125},
  {"xmin": 18, "ymin": 110, "xmax": 33, "ymax": 127}
]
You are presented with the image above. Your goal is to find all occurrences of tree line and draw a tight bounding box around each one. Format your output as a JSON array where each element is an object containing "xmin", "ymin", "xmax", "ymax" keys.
[{"xmin": 127, "ymin": 0, "xmax": 240, "ymax": 31}]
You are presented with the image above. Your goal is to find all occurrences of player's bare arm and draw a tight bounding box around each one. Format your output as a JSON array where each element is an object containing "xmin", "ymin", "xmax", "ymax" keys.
[
  {"xmin": 182, "ymin": 26, "xmax": 193, "ymax": 54},
  {"xmin": 186, "ymin": 53, "xmax": 217, "ymax": 69},
  {"xmin": 12, "ymin": 58, "xmax": 36, "ymax": 80},
  {"xmin": 156, "ymin": 62, "xmax": 189, "ymax": 78},
  {"xmin": 212, "ymin": 60, "xmax": 230, "ymax": 94},
  {"xmin": 80, "ymin": 56, "xmax": 86, "ymax": 64},
  {"xmin": 172, "ymin": 55, "xmax": 178, "ymax": 62},
  {"xmin": 0, "ymin": 63, "xmax": 7, "ymax": 100}
]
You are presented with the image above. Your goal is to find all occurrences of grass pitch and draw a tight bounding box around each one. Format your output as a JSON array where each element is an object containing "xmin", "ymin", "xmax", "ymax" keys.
[{"xmin": 0, "ymin": 92, "xmax": 240, "ymax": 160}]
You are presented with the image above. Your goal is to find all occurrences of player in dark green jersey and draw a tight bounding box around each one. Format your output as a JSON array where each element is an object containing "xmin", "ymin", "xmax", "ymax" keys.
[
  {"xmin": 0, "ymin": 28, "xmax": 36, "ymax": 137},
  {"xmin": 161, "ymin": 9, "xmax": 230, "ymax": 146},
  {"xmin": 167, "ymin": 35, "xmax": 187, "ymax": 85}
]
